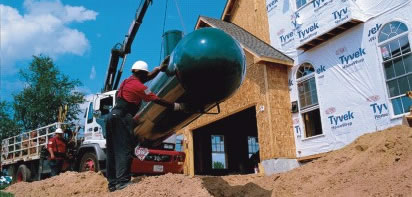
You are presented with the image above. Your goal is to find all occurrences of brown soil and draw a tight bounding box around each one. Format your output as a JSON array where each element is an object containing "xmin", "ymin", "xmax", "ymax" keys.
[{"xmin": 6, "ymin": 125, "xmax": 412, "ymax": 197}]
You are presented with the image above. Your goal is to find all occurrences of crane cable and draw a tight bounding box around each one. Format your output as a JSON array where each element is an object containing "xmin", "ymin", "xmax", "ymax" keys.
[
  {"xmin": 159, "ymin": 0, "xmax": 169, "ymax": 64},
  {"xmin": 174, "ymin": 0, "xmax": 186, "ymax": 34}
]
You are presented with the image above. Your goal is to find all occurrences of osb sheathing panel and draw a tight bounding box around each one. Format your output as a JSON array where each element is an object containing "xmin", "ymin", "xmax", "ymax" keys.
[
  {"xmin": 265, "ymin": 64, "xmax": 296, "ymax": 158},
  {"xmin": 180, "ymin": 127, "xmax": 194, "ymax": 175},
  {"xmin": 230, "ymin": 0, "xmax": 270, "ymax": 43}
]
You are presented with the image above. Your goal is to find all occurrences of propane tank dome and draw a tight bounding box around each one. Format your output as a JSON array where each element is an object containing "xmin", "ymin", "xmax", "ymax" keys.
[{"xmin": 170, "ymin": 27, "xmax": 246, "ymax": 105}]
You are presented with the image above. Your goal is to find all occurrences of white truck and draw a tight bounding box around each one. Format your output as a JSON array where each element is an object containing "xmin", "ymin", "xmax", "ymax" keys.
[
  {"xmin": 1, "ymin": 122, "xmax": 79, "ymax": 182},
  {"xmin": 0, "ymin": 91, "xmax": 184, "ymax": 183}
]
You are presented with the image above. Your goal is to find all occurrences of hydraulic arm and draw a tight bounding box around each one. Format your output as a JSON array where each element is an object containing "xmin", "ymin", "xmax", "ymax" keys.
[{"xmin": 103, "ymin": 0, "xmax": 153, "ymax": 92}]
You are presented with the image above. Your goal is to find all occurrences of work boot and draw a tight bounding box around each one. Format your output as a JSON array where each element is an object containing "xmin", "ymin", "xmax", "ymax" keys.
[
  {"xmin": 108, "ymin": 186, "xmax": 116, "ymax": 192},
  {"xmin": 115, "ymin": 181, "xmax": 132, "ymax": 191}
]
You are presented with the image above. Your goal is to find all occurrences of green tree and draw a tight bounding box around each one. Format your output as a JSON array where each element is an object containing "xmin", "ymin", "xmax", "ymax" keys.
[
  {"xmin": 13, "ymin": 55, "xmax": 85, "ymax": 130},
  {"xmin": 0, "ymin": 101, "xmax": 20, "ymax": 141},
  {"xmin": 213, "ymin": 161, "xmax": 225, "ymax": 169}
]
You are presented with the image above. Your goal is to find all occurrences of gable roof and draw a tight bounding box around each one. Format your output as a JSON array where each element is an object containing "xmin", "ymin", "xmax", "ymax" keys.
[{"xmin": 196, "ymin": 16, "xmax": 293, "ymax": 66}]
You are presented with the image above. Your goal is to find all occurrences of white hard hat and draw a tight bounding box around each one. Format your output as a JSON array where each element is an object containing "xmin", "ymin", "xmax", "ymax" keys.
[
  {"xmin": 55, "ymin": 128, "xmax": 64, "ymax": 134},
  {"xmin": 131, "ymin": 60, "xmax": 149, "ymax": 72}
]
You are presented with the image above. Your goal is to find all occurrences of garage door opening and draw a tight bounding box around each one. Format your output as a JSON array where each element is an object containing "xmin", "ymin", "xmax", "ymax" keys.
[{"xmin": 193, "ymin": 106, "xmax": 259, "ymax": 176}]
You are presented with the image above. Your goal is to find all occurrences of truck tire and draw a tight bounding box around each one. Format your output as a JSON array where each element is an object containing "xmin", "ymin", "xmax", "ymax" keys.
[
  {"xmin": 16, "ymin": 164, "xmax": 31, "ymax": 183},
  {"xmin": 79, "ymin": 152, "xmax": 99, "ymax": 172}
]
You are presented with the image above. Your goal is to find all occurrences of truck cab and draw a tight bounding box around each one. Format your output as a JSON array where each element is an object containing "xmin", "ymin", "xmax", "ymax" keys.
[
  {"xmin": 78, "ymin": 90, "xmax": 116, "ymax": 172},
  {"xmin": 83, "ymin": 91, "xmax": 117, "ymax": 148}
]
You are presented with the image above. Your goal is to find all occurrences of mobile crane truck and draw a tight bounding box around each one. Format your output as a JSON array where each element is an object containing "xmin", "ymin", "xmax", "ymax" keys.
[{"xmin": 1, "ymin": 0, "xmax": 246, "ymax": 182}]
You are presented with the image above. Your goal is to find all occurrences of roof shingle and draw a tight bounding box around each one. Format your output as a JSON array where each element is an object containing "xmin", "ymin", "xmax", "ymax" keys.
[{"xmin": 198, "ymin": 16, "xmax": 293, "ymax": 64}]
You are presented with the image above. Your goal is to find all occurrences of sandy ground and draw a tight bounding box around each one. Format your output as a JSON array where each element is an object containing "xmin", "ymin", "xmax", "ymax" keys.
[{"xmin": 6, "ymin": 125, "xmax": 412, "ymax": 197}]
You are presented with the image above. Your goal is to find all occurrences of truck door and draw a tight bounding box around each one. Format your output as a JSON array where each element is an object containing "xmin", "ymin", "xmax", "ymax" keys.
[
  {"xmin": 95, "ymin": 96, "xmax": 114, "ymax": 139},
  {"xmin": 84, "ymin": 102, "xmax": 102, "ymax": 141}
]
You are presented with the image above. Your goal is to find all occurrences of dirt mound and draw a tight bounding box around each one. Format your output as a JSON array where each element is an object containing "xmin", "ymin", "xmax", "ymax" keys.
[
  {"xmin": 6, "ymin": 171, "xmax": 108, "ymax": 197},
  {"xmin": 114, "ymin": 173, "xmax": 211, "ymax": 197},
  {"xmin": 258, "ymin": 125, "xmax": 412, "ymax": 196},
  {"xmin": 6, "ymin": 172, "xmax": 211, "ymax": 197},
  {"xmin": 6, "ymin": 125, "xmax": 412, "ymax": 197}
]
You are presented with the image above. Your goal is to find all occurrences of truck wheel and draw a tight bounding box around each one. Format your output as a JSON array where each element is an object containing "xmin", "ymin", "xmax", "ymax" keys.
[
  {"xmin": 16, "ymin": 164, "xmax": 31, "ymax": 183},
  {"xmin": 79, "ymin": 152, "xmax": 99, "ymax": 172}
]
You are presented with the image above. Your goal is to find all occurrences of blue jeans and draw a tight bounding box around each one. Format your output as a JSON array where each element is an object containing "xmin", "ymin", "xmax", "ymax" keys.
[
  {"xmin": 105, "ymin": 108, "xmax": 133, "ymax": 189},
  {"xmin": 49, "ymin": 159, "xmax": 63, "ymax": 177}
]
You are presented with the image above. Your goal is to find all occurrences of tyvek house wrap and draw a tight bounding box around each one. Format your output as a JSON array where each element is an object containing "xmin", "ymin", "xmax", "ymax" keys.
[{"xmin": 266, "ymin": 0, "xmax": 412, "ymax": 157}]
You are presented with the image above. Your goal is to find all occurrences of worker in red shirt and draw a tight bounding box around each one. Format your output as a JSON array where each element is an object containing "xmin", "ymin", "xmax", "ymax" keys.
[
  {"xmin": 47, "ymin": 128, "xmax": 67, "ymax": 177},
  {"xmin": 106, "ymin": 58, "xmax": 186, "ymax": 192}
]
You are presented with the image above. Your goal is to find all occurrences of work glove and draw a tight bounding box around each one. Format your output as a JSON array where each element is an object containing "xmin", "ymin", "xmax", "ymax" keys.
[
  {"xmin": 160, "ymin": 55, "xmax": 170, "ymax": 72},
  {"xmin": 174, "ymin": 103, "xmax": 186, "ymax": 111},
  {"xmin": 174, "ymin": 103, "xmax": 205, "ymax": 113}
]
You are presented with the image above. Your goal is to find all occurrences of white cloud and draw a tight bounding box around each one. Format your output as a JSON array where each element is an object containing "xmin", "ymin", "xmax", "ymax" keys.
[
  {"xmin": 89, "ymin": 65, "xmax": 96, "ymax": 80},
  {"xmin": 0, "ymin": 0, "xmax": 98, "ymax": 75}
]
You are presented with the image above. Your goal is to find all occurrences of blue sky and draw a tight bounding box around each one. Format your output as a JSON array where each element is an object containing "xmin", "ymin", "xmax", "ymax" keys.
[{"xmin": 0, "ymin": 0, "xmax": 227, "ymax": 102}]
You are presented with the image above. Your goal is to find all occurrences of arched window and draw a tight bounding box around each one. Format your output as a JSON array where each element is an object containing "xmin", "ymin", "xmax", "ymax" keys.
[
  {"xmin": 297, "ymin": 62, "xmax": 315, "ymax": 79},
  {"xmin": 379, "ymin": 21, "xmax": 412, "ymax": 115},
  {"xmin": 297, "ymin": 63, "xmax": 317, "ymax": 109},
  {"xmin": 296, "ymin": 63, "xmax": 322, "ymax": 138}
]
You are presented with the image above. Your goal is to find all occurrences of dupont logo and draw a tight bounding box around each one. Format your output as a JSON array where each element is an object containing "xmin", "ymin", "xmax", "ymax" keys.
[
  {"xmin": 277, "ymin": 28, "xmax": 285, "ymax": 36},
  {"xmin": 370, "ymin": 103, "xmax": 389, "ymax": 120},
  {"xmin": 366, "ymin": 95, "xmax": 380, "ymax": 102},
  {"xmin": 293, "ymin": 118, "xmax": 299, "ymax": 125},
  {"xmin": 328, "ymin": 111, "xmax": 354, "ymax": 129},
  {"xmin": 325, "ymin": 107, "xmax": 336, "ymax": 115},
  {"xmin": 336, "ymin": 47, "xmax": 346, "ymax": 56}
]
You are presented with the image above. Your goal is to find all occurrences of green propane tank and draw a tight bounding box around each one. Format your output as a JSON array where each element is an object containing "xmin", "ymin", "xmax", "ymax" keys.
[
  {"xmin": 170, "ymin": 27, "xmax": 246, "ymax": 105},
  {"xmin": 162, "ymin": 30, "xmax": 184, "ymax": 57},
  {"xmin": 134, "ymin": 27, "xmax": 246, "ymax": 144}
]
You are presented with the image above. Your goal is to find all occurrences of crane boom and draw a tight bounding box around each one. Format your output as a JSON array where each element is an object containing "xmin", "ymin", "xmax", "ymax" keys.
[{"xmin": 103, "ymin": 0, "xmax": 153, "ymax": 92}]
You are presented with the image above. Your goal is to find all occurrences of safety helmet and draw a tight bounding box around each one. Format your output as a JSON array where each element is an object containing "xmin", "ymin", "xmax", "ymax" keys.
[
  {"xmin": 55, "ymin": 128, "xmax": 64, "ymax": 134},
  {"xmin": 131, "ymin": 61, "xmax": 149, "ymax": 72}
]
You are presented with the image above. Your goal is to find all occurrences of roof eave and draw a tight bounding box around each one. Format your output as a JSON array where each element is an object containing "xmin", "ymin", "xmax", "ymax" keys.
[
  {"xmin": 254, "ymin": 56, "xmax": 294, "ymax": 67},
  {"xmin": 197, "ymin": 17, "xmax": 294, "ymax": 68}
]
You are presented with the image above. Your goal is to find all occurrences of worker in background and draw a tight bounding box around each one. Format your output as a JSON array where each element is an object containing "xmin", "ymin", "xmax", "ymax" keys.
[
  {"xmin": 105, "ymin": 57, "xmax": 187, "ymax": 192},
  {"xmin": 47, "ymin": 128, "xmax": 67, "ymax": 177}
]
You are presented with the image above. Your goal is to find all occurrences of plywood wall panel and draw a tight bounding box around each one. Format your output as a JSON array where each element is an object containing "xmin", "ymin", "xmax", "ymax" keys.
[
  {"xmin": 230, "ymin": 0, "xmax": 270, "ymax": 43},
  {"xmin": 266, "ymin": 64, "xmax": 296, "ymax": 158}
]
